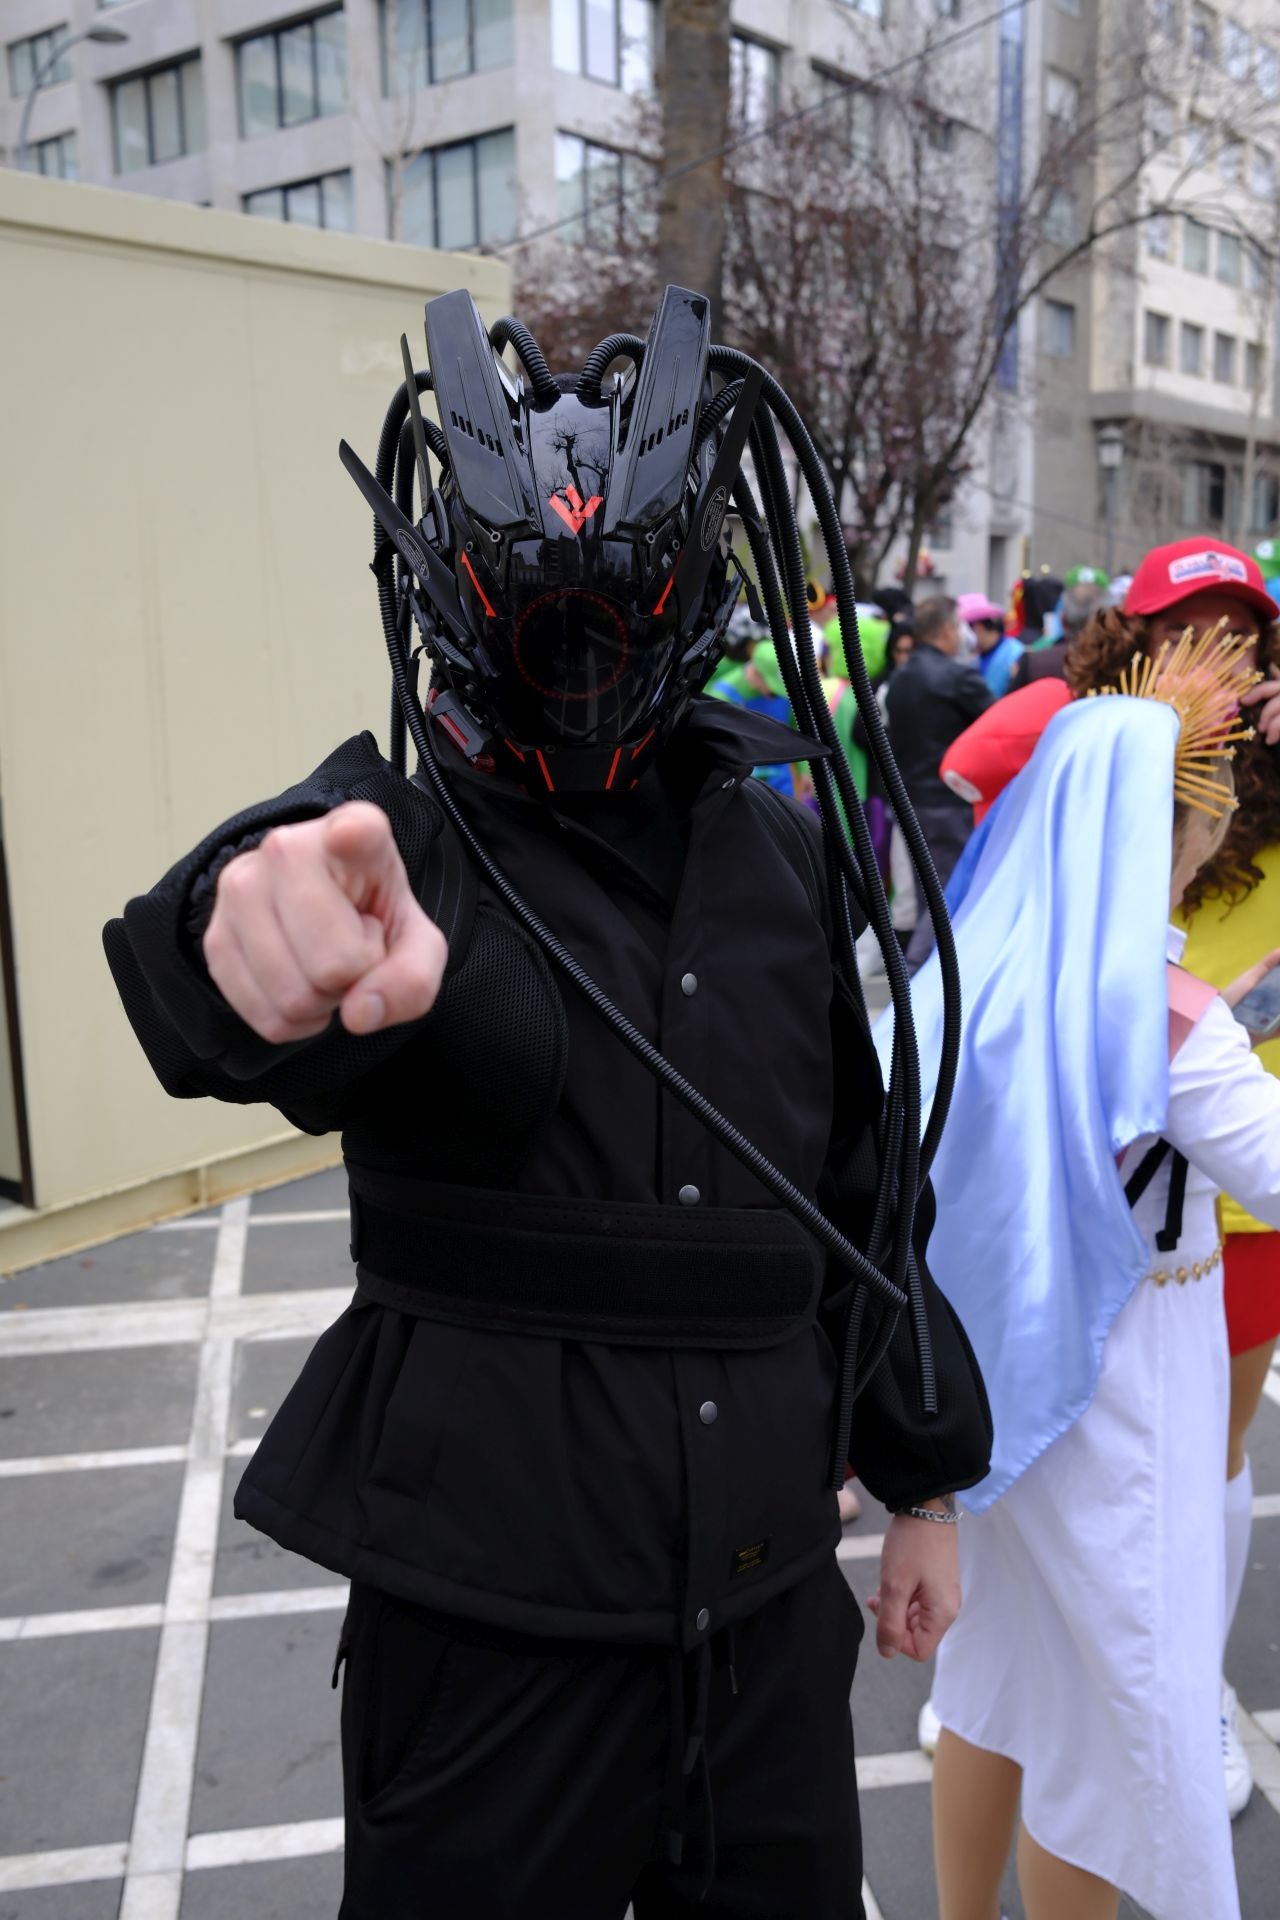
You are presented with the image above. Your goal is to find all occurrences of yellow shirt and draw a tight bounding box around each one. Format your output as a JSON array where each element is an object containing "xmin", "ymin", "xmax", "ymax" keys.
[{"xmin": 1179, "ymin": 844, "xmax": 1280, "ymax": 1235}]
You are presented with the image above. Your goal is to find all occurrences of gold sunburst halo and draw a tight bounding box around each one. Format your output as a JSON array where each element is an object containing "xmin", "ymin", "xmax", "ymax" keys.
[{"xmin": 1086, "ymin": 620, "xmax": 1262, "ymax": 818}]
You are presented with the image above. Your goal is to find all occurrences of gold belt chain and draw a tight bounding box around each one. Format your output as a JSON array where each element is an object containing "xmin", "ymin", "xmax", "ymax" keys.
[{"xmin": 1146, "ymin": 1243, "xmax": 1224, "ymax": 1289}]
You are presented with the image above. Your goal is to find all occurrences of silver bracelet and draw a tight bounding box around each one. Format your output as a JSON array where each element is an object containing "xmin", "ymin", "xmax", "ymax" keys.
[{"xmin": 903, "ymin": 1502, "xmax": 961, "ymax": 1525}]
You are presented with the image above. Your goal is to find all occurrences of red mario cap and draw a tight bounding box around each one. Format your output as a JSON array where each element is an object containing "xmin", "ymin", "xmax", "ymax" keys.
[{"xmin": 1123, "ymin": 537, "xmax": 1279, "ymax": 623}]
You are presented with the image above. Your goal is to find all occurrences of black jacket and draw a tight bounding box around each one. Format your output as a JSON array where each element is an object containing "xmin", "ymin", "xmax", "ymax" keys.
[
  {"xmin": 884, "ymin": 643, "xmax": 993, "ymax": 819},
  {"xmin": 104, "ymin": 699, "xmax": 991, "ymax": 1646}
]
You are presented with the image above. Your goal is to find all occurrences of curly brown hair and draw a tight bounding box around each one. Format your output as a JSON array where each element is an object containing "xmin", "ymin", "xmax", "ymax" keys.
[{"xmin": 1064, "ymin": 608, "xmax": 1280, "ymax": 915}]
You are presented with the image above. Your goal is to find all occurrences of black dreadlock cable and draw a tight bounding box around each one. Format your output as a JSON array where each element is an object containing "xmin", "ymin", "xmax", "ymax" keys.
[
  {"xmin": 577, "ymin": 332, "xmax": 647, "ymax": 402},
  {"xmin": 740, "ymin": 397, "xmax": 938, "ymax": 1431},
  {"xmin": 488, "ymin": 316, "xmax": 560, "ymax": 405},
  {"xmin": 710, "ymin": 347, "xmax": 962, "ymax": 1185},
  {"xmin": 369, "ymin": 382, "xmax": 909, "ymax": 1315},
  {"xmin": 726, "ymin": 460, "xmax": 904, "ymax": 1431}
]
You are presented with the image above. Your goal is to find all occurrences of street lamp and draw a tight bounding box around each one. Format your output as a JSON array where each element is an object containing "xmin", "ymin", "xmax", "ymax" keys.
[
  {"xmin": 15, "ymin": 23, "xmax": 130, "ymax": 175},
  {"xmin": 1096, "ymin": 422, "xmax": 1125, "ymax": 578}
]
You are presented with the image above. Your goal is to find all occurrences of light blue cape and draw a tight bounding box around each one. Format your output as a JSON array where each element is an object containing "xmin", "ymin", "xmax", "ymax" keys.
[{"xmin": 876, "ymin": 698, "xmax": 1180, "ymax": 1510}]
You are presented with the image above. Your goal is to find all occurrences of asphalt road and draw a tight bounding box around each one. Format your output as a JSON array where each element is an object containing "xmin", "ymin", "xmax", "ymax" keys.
[{"xmin": 0, "ymin": 1162, "xmax": 1276, "ymax": 1919}]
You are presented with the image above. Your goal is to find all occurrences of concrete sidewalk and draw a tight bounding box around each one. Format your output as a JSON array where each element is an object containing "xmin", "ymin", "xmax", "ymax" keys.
[{"xmin": 0, "ymin": 1166, "xmax": 1277, "ymax": 1917}]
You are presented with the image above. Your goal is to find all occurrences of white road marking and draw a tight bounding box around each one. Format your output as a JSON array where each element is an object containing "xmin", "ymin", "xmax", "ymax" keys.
[
  {"xmin": 0, "ymin": 1585, "xmax": 346, "ymax": 1644},
  {"xmin": 206, "ymin": 1585, "xmax": 345, "ymax": 1623},
  {"xmin": 855, "ymin": 1749, "xmax": 934, "ymax": 1790},
  {"xmin": 152, "ymin": 1210, "xmax": 346, "ymax": 1231},
  {"xmin": 0, "ymin": 1286, "xmax": 350, "ymax": 1357},
  {"xmin": 119, "ymin": 1198, "xmax": 248, "ymax": 1920},
  {"xmin": 862, "ymin": 1877, "xmax": 886, "ymax": 1920},
  {"xmin": 1254, "ymin": 1709, "xmax": 1280, "ymax": 1744},
  {"xmin": 184, "ymin": 1817, "xmax": 344, "ymax": 1871},
  {"xmin": 0, "ymin": 1842, "xmax": 127, "ymax": 1893},
  {"xmin": 837, "ymin": 1533, "xmax": 885, "ymax": 1562},
  {"xmin": 1240, "ymin": 1705, "xmax": 1280, "ymax": 1817},
  {"xmin": 0, "ymin": 1446, "xmax": 189, "ymax": 1477},
  {"xmin": 0, "ymin": 1603, "xmax": 164, "ymax": 1642}
]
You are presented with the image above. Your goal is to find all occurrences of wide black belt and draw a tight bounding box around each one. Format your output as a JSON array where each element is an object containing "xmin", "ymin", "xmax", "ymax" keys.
[{"xmin": 347, "ymin": 1163, "xmax": 824, "ymax": 1348}]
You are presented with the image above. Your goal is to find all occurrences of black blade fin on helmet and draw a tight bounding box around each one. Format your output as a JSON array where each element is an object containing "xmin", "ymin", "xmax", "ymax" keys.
[
  {"xmin": 339, "ymin": 438, "xmax": 470, "ymax": 646},
  {"xmin": 424, "ymin": 290, "xmax": 538, "ymax": 535},
  {"xmin": 400, "ymin": 333, "xmax": 433, "ymax": 514},
  {"xmin": 672, "ymin": 366, "xmax": 764, "ymax": 638},
  {"xmin": 602, "ymin": 285, "xmax": 711, "ymax": 539}
]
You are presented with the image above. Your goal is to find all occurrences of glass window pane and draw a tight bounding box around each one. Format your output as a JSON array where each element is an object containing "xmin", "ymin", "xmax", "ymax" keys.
[
  {"xmin": 474, "ymin": 0, "xmax": 513, "ymax": 71},
  {"xmin": 436, "ymin": 141, "xmax": 476, "ymax": 249},
  {"xmin": 1218, "ymin": 232, "xmax": 1241, "ymax": 285},
  {"xmin": 114, "ymin": 76, "xmax": 150, "ymax": 173},
  {"xmin": 1214, "ymin": 333, "xmax": 1236, "ymax": 382},
  {"xmin": 1181, "ymin": 324, "xmax": 1203, "ymax": 376},
  {"xmin": 584, "ymin": 0, "xmax": 618, "ymax": 84},
  {"xmin": 285, "ymin": 179, "xmax": 322, "ymax": 226},
  {"xmin": 556, "ymin": 130, "xmax": 586, "ymax": 236},
  {"xmin": 400, "ymin": 150, "xmax": 436, "ymax": 247},
  {"xmin": 431, "ymin": 0, "xmax": 470, "ymax": 81},
  {"xmin": 245, "ymin": 186, "xmax": 286, "ymax": 220},
  {"xmin": 622, "ymin": 149, "xmax": 657, "ymax": 243},
  {"xmin": 240, "ymin": 36, "xmax": 279, "ymax": 137},
  {"xmin": 150, "ymin": 67, "xmax": 182, "ymax": 165},
  {"xmin": 584, "ymin": 140, "xmax": 622, "ymax": 244},
  {"xmin": 552, "ymin": 0, "xmax": 581, "ymax": 74},
  {"xmin": 315, "ymin": 10, "xmax": 348, "ymax": 114},
  {"xmin": 58, "ymin": 131, "xmax": 79, "ymax": 180},
  {"xmin": 386, "ymin": 0, "xmax": 426, "ymax": 95},
  {"xmin": 322, "ymin": 169, "xmax": 354, "ymax": 230},
  {"xmin": 181, "ymin": 61, "xmax": 206, "ymax": 155},
  {"xmin": 279, "ymin": 23, "xmax": 316, "ymax": 127},
  {"xmin": 476, "ymin": 127, "xmax": 517, "ymax": 244},
  {"xmin": 10, "ymin": 40, "xmax": 34, "ymax": 97},
  {"xmin": 620, "ymin": 0, "xmax": 653, "ymax": 93},
  {"xmin": 1184, "ymin": 217, "xmax": 1210, "ymax": 273}
]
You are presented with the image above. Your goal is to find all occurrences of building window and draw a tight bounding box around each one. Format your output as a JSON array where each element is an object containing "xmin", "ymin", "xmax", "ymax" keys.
[
  {"xmin": 1251, "ymin": 470, "xmax": 1279, "ymax": 530},
  {"xmin": 112, "ymin": 58, "xmax": 206, "ymax": 173},
  {"xmin": 927, "ymin": 506, "xmax": 953, "ymax": 551},
  {"xmin": 1259, "ymin": 42, "xmax": 1280, "ymax": 98},
  {"xmin": 1046, "ymin": 70, "xmax": 1080, "ymax": 124},
  {"xmin": 18, "ymin": 129, "xmax": 78, "ymax": 178},
  {"xmin": 245, "ymin": 168, "xmax": 353, "ymax": 229},
  {"xmin": 382, "ymin": 0, "xmax": 513, "ymax": 91},
  {"xmin": 1213, "ymin": 331, "xmax": 1237, "ymax": 382},
  {"xmin": 1224, "ymin": 20, "xmax": 1252, "ymax": 79},
  {"xmin": 1245, "ymin": 241, "xmax": 1267, "ymax": 292},
  {"xmin": 1217, "ymin": 230, "xmax": 1242, "ymax": 284},
  {"xmin": 1245, "ymin": 341, "xmax": 1265, "ymax": 392},
  {"xmin": 1191, "ymin": 4, "xmax": 1217, "ymax": 62},
  {"xmin": 837, "ymin": 0, "xmax": 885, "ymax": 18},
  {"xmin": 1180, "ymin": 321, "xmax": 1204, "ymax": 375},
  {"xmin": 1145, "ymin": 94, "xmax": 1176, "ymax": 157},
  {"xmin": 552, "ymin": 0, "xmax": 656, "ymax": 93},
  {"xmin": 1145, "ymin": 212, "xmax": 1172, "ymax": 258},
  {"xmin": 1182, "ymin": 459, "xmax": 1227, "ymax": 525},
  {"xmin": 1144, "ymin": 310, "xmax": 1171, "ymax": 368},
  {"xmin": 1053, "ymin": 0, "xmax": 1082, "ymax": 15},
  {"xmin": 1220, "ymin": 137, "xmax": 1244, "ymax": 182},
  {"xmin": 1045, "ymin": 189, "xmax": 1077, "ymax": 246},
  {"xmin": 1184, "ymin": 215, "xmax": 1211, "ymax": 272},
  {"xmin": 730, "ymin": 34, "xmax": 780, "ymax": 131},
  {"xmin": 8, "ymin": 27, "xmax": 72, "ymax": 98},
  {"xmin": 554, "ymin": 131, "xmax": 656, "ymax": 247},
  {"xmin": 398, "ymin": 126, "xmax": 516, "ymax": 249},
  {"xmin": 1186, "ymin": 116, "xmax": 1213, "ymax": 168},
  {"xmin": 1042, "ymin": 299, "xmax": 1076, "ymax": 358},
  {"xmin": 1152, "ymin": 0, "xmax": 1179, "ymax": 36},
  {"xmin": 814, "ymin": 69, "xmax": 878, "ymax": 163},
  {"xmin": 1252, "ymin": 146, "xmax": 1276, "ymax": 199},
  {"xmin": 238, "ymin": 9, "xmax": 347, "ymax": 138},
  {"xmin": 925, "ymin": 114, "xmax": 956, "ymax": 154}
]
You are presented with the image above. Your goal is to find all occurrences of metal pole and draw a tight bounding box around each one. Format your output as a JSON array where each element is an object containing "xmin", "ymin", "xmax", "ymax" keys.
[
  {"xmin": 15, "ymin": 25, "xmax": 128, "ymax": 173},
  {"xmin": 1103, "ymin": 469, "xmax": 1117, "ymax": 578}
]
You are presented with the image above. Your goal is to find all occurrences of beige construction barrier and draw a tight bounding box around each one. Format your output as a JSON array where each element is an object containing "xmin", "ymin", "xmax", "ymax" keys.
[{"xmin": 0, "ymin": 170, "xmax": 509, "ymax": 1269}]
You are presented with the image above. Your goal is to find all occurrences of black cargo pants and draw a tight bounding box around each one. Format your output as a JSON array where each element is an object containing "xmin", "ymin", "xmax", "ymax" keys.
[{"xmin": 337, "ymin": 1555, "xmax": 865, "ymax": 1919}]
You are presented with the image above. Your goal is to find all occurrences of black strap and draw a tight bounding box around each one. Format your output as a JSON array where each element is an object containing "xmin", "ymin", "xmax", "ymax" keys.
[{"xmin": 1124, "ymin": 1139, "xmax": 1190, "ymax": 1253}]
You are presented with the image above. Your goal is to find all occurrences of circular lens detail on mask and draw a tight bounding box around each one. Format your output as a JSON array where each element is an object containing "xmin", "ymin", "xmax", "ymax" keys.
[{"xmin": 511, "ymin": 588, "xmax": 631, "ymax": 703}]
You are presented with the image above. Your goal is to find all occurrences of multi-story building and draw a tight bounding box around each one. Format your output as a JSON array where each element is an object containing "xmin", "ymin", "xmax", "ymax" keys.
[{"xmin": 1028, "ymin": 0, "xmax": 1280, "ymax": 578}]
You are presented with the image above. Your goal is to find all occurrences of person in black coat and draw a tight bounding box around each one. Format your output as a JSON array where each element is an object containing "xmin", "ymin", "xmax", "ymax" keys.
[{"xmin": 104, "ymin": 289, "xmax": 990, "ymax": 1919}]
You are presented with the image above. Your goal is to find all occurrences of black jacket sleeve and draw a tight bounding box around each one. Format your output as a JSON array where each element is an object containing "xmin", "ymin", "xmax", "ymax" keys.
[
  {"xmin": 102, "ymin": 733, "xmax": 476, "ymax": 1136},
  {"xmin": 819, "ymin": 968, "xmax": 993, "ymax": 1511}
]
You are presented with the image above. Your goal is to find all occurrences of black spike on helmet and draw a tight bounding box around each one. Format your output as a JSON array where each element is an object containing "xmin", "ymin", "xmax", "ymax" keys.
[{"xmin": 340, "ymin": 284, "xmax": 760, "ymax": 793}]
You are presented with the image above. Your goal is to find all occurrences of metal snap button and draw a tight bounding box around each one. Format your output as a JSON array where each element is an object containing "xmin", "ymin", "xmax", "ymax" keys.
[
  {"xmin": 681, "ymin": 972, "xmax": 698, "ymax": 997},
  {"xmin": 699, "ymin": 1401, "xmax": 718, "ymax": 1426},
  {"xmin": 696, "ymin": 1607, "xmax": 711, "ymax": 1632},
  {"xmin": 678, "ymin": 1184, "xmax": 701, "ymax": 1206}
]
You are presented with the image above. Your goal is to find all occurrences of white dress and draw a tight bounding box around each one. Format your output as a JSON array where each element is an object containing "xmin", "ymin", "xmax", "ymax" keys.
[{"xmin": 933, "ymin": 935, "xmax": 1280, "ymax": 1920}]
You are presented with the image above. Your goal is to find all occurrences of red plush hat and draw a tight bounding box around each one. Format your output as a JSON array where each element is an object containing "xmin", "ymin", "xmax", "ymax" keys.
[{"xmin": 1123, "ymin": 538, "xmax": 1279, "ymax": 623}]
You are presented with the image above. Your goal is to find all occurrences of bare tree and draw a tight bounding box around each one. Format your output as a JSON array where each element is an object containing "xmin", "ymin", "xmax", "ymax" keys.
[{"xmin": 657, "ymin": 0, "xmax": 731, "ymax": 335}]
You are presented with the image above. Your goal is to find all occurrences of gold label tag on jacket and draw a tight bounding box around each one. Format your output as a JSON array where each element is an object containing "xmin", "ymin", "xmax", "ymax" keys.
[{"xmin": 730, "ymin": 1538, "xmax": 770, "ymax": 1577}]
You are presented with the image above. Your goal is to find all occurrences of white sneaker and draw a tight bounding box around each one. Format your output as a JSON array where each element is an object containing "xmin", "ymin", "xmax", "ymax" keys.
[
  {"xmin": 918, "ymin": 1696, "xmax": 941, "ymax": 1757},
  {"xmin": 1222, "ymin": 1680, "xmax": 1253, "ymax": 1819}
]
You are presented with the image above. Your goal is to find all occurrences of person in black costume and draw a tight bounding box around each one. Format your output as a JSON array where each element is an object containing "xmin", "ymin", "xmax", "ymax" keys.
[{"xmin": 104, "ymin": 287, "xmax": 990, "ymax": 1919}]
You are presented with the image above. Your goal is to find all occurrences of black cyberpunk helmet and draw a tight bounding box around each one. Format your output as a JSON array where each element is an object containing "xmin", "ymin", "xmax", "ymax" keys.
[{"xmin": 340, "ymin": 285, "xmax": 762, "ymax": 792}]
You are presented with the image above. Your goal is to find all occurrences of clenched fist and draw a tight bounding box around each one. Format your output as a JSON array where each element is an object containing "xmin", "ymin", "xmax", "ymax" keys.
[{"xmin": 203, "ymin": 802, "xmax": 448, "ymax": 1045}]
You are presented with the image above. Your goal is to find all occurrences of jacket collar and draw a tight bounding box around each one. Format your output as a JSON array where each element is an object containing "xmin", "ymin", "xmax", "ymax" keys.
[{"xmin": 680, "ymin": 696, "xmax": 831, "ymax": 770}]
